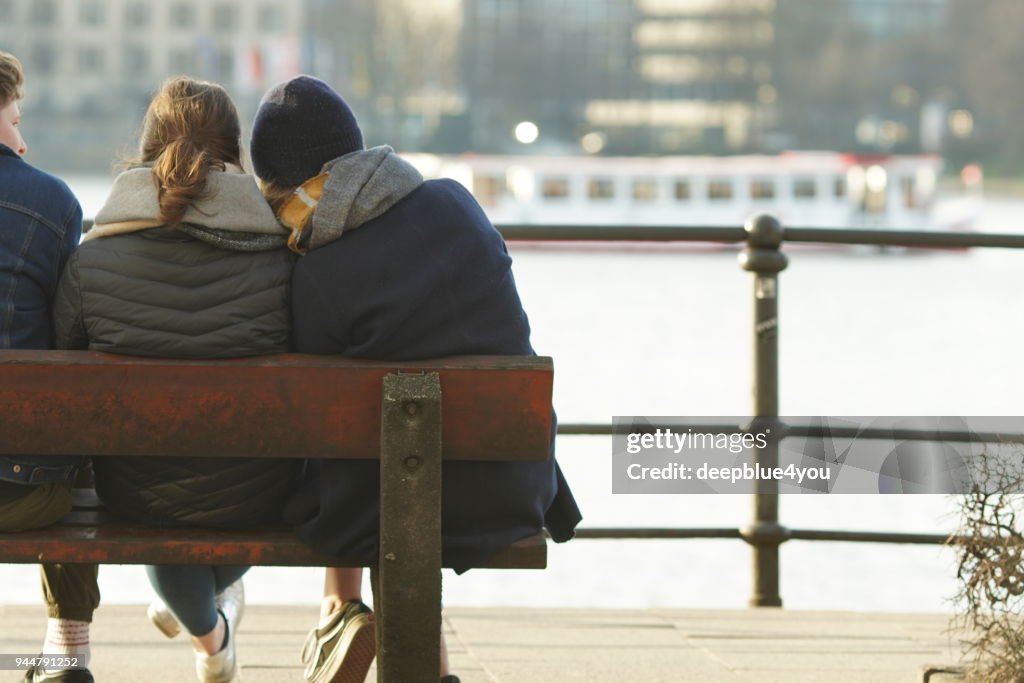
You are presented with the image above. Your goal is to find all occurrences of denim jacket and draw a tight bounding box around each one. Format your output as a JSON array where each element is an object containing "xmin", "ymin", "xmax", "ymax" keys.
[{"xmin": 0, "ymin": 143, "xmax": 84, "ymax": 488}]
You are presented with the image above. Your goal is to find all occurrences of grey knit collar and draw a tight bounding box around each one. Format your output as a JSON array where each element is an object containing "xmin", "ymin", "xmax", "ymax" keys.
[{"xmin": 306, "ymin": 146, "xmax": 424, "ymax": 251}]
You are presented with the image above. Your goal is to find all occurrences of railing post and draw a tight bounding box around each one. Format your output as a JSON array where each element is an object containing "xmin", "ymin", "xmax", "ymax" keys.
[{"xmin": 738, "ymin": 213, "xmax": 789, "ymax": 608}]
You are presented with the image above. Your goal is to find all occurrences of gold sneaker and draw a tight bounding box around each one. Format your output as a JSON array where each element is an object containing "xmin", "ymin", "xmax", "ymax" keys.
[{"xmin": 300, "ymin": 600, "xmax": 375, "ymax": 683}]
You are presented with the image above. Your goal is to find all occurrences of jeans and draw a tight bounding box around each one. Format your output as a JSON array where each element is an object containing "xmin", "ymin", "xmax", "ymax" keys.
[
  {"xmin": 0, "ymin": 482, "xmax": 100, "ymax": 622},
  {"xmin": 146, "ymin": 565, "xmax": 249, "ymax": 636}
]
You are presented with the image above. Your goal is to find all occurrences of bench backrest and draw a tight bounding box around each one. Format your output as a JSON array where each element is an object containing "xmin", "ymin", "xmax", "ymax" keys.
[{"xmin": 0, "ymin": 350, "xmax": 553, "ymax": 461}]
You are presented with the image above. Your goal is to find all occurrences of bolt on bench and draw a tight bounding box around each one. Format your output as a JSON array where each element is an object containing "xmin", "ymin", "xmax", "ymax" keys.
[{"xmin": 0, "ymin": 350, "xmax": 553, "ymax": 683}]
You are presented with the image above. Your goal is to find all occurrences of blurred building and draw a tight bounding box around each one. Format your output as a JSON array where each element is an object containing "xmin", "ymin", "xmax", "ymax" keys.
[
  {"xmin": 0, "ymin": 0, "xmax": 971, "ymax": 169},
  {"xmin": 0, "ymin": 0, "xmax": 304, "ymax": 169},
  {"xmin": 460, "ymin": 0, "xmax": 778, "ymax": 155},
  {"xmin": 847, "ymin": 0, "xmax": 948, "ymax": 37}
]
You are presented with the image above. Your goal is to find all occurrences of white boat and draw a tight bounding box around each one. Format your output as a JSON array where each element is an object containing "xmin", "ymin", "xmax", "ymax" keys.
[{"xmin": 404, "ymin": 152, "xmax": 978, "ymax": 235}]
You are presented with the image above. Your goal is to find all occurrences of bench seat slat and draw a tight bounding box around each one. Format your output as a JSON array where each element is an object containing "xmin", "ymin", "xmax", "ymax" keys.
[
  {"xmin": 0, "ymin": 512, "xmax": 547, "ymax": 569},
  {"xmin": 0, "ymin": 351, "xmax": 553, "ymax": 462}
]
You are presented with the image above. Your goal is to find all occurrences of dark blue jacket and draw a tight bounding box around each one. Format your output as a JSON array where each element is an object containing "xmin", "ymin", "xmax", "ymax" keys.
[
  {"xmin": 287, "ymin": 178, "xmax": 581, "ymax": 572},
  {"xmin": 0, "ymin": 143, "xmax": 83, "ymax": 489}
]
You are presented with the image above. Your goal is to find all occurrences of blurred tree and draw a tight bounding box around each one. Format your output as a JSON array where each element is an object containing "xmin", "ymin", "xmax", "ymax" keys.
[
  {"xmin": 948, "ymin": 0, "xmax": 1024, "ymax": 171},
  {"xmin": 774, "ymin": 0, "xmax": 953, "ymax": 154},
  {"xmin": 371, "ymin": 0, "xmax": 464, "ymax": 150},
  {"xmin": 306, "ymin": 0, "xmax": 463, "ymax": 151}
]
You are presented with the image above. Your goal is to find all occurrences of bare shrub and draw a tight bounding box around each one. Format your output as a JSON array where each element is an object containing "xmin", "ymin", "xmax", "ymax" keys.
[{"xmin": 953, "ymin": 446, "xmax": 1024, "ymax": 682}]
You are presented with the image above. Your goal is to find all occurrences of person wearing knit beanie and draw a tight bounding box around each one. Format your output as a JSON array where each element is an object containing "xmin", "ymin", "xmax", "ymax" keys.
[
  {"xmin": 251, "ymin": 75, "xmax": 579, "ymax": 683},
  {"xmin": 250, "ymin": 75, "xmax": 364, "ymax": 188}
]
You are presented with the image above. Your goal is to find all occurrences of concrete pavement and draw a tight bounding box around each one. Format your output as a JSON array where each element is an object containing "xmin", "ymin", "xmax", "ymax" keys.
[{"xmin": 0, "ymin": 605, "xmax": 967, "ymax": 682}]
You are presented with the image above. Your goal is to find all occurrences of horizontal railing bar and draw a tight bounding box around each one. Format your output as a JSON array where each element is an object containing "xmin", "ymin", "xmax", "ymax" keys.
[
  {"xmin": 574, "ymin": 528, "xmax": 965, "ymax": 545},
  {"xmin": 558, "ymin": 422, "xmax": 1024, "ymax": 444},
  {"xmin": 83, "ymin": 219, "xmax": 1024, "ymax": 250},
  {"xmin": 788, "ymin": 529, "xmax": 955, "ymax": 544},
  {"xmin": 783, "ymin": 227, "xmax": 1024, "ymax": 249},
  {"xmin": 575, "ymin": 528, "xmax": 743, "ymax": 539},
  {"xmin": 497, "ymin": 225, "xmax": 748, "ymax": 243},
  {"xmin": 493, "ymin": 225, "xmax": 1024, "ymax": 250},
  {"xmin": 789, "ymin": 425, "xmax": 1024, "ymax": 444},
  {"xmin": 558, "ymin": 423, "xmax": 737, "ymax": 435}
]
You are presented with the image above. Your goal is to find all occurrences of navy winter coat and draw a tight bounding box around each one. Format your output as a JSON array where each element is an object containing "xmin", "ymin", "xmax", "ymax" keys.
[{"xmin": 287, "ymin": 175, "xmax": 581, "ymax": 572}]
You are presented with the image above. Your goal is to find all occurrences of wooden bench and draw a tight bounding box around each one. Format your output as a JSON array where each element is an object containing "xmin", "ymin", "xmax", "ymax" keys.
[{"xmin": 0, "ymin": 350, "xmax": 553, "ymax": 682}]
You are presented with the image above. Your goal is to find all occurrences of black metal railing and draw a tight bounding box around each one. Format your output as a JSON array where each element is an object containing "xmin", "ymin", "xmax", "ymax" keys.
[{"xmin": 497, "ymin": 215, "xmax": 1024, "ymax": 608}]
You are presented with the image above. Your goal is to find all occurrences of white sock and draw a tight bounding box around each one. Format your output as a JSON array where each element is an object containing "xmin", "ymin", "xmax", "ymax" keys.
[{"xmin": 42, "ymin": 618, "xmax": 91, "ymax": 672}]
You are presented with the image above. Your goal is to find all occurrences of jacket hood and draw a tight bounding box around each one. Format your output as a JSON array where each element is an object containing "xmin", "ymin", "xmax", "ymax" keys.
[
  {"xmin": 306, "ymin": 146, "xmax": 424, "ymax": 250},
  {"xmin": 89, "ymin": 166, "xmax": 287, "ymax": 241}
]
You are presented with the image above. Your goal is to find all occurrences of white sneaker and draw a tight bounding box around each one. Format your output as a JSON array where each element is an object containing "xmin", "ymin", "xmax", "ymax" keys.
[
  {"xmin": 148, "ymin": 579, "xmax": 244, "ymax": 641},
  {"xmin": 194, "ymin": 613, "xmax": 238, "ymax": 683},
  {"xmin": 147, "ymin": 599, "xmax": 182, "ymax": 639},
  {"xmin": 215, "ymin": 579, "xmax": 245, "ymax": 635}
]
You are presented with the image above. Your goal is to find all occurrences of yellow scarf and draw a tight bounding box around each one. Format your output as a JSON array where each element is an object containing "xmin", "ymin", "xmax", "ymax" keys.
[{"xmin": 277, "ymin": 173, "xmax": 328, "ymax": 254}]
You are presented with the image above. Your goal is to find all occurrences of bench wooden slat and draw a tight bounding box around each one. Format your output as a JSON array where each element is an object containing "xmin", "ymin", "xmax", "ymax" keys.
[
  {"xmin": 0, "ymin": 351, "xmax": 553, "ymax": 461},
  {"xmin": 0, "ymin": 511, "xmax": 547, "ymax": 569}
]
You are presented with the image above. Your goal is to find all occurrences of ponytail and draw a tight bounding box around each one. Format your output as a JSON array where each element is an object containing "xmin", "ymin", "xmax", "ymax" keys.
[
  {"xmin": 136, "ymin": 77, "xmax": 241, "ymax": 226},
  {"xmin": 151, "ymin": 137, "xmax": 224, "ymax": 225}
]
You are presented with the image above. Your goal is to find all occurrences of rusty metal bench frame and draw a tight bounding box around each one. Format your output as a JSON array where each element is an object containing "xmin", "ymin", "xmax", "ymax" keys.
[{"xmin": 0, "ymin": 351, "xmax": 552, "ymax": 682}]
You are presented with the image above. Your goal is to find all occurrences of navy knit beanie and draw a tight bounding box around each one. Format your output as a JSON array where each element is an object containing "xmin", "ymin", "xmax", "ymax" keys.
[{"xmin": 251, "ymin": 76, "xmax": 364, "ymax": 187}]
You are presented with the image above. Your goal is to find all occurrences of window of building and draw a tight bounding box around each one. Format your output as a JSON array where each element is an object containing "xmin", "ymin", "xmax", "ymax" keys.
[
  {"xmin": 541, "ymin": 177, "xmax": 570, "ymax": 200},
  {"xmin": 0, "ymin": 0, "xmax": 14, "ymax": 23},
  {"xmin": 170, "ymin": 2, "xmax": 196, "ymax": 29},
  {"xmin": 473, "ymin": 174, "xmax": 506, "ymax": 208},
  {"xmin": 632, "ymin": 179, "xmax": 659, "ymax": 202},
  {"xmin": 30, "ymin": 0, "xmax": 57, "ymax": 26},
  {"xmin": 750, "ymin": 179, "xmax": 775, "ymax": 200},
  {"xmin": 80, "ymin": 1, "xmax": 105, "ymax": 26},
  {"xmin": 674, "ymin": 180, "xmax": 691, "ymax": 201},
  {"xmin": 258, "ymin": 5, "xmax": 284, "ymax": 32},
  {"xmin": 834, "ymin": 176, "xmax": 846, "ymax": 199},
  {"xmin": 212, "ymin": 4, "xmax": 238, "ymax": 31},
  {"xmin": 169, "ymin": 48, "xmax": 196, "ymax": 74},
  {"xmin": 708, "ymin": 180, "xmax": 733, "ymax": 201},
  {"xmin": 793, "ymin": 178, "xmax": 817, "ymax": 200},
  {"xmin": 123, "ymin": 45, "xmax": 149, "ymax": 78},
  {"xmin": 30, "ymin": 45, "xmax": 57, "ymax": 75},
  {"xmin": 125, "ymin": 2, "xmax": 149, "ymax": 28},
  {"xmin": 77, "ymin": 46, "xmax": 105, "ymax": 74},
  {"xmin": 588, "ymin": 178, "xmax": 615, "ymax": 200}
]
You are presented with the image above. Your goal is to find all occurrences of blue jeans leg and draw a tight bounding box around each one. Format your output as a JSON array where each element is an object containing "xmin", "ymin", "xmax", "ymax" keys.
[{"xmin": 146, "ymin": 565, "xmax": 248, "ymax": 636}]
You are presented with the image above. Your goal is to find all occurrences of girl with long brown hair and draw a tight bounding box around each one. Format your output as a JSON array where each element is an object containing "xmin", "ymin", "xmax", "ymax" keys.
[{"xmin": 52, "ymin": 77, "xmax": 298, "ymax": 683}]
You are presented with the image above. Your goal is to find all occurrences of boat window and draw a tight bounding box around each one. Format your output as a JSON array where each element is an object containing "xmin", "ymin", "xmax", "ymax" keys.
[
  {"xmin": 708, "ymin": 180, "xmax": 733, "ymax": 201},
  {"xmin": 833, "ymin": 176, "xmax": 846, "ymax": 198},
  {"xmin": 674, "ymin": 180, "xmax": 691, "ymax": 201},
  {"xmin": 473, "ymin": 174, "xmax": 506, "ymax": 208},
  {"xmin": 632, "ymin": 179, "xmax": 659, "ymax": 202},
  {"xmin": 793, "ymin": 178, "xmax": 817, "ymax": 200},
  {"xmin": 588, "ymin": 178, "xmax": 616, "ymax": 200},
  {"xmin": 541, "ymin": 177, "xmax": 571, "ymax": 200},
  {"xmin": 750, "ymin": 180, "xmax": 775, "ymax": 200},
  {"xmin": 901, "ymin": 177, "xmax": 916, "ymax": 209}
]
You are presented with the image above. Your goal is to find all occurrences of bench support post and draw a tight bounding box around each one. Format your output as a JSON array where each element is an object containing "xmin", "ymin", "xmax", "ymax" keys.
[{"xmin": 377, "ymin": 372, "xmax": 443, "ymax": 682}]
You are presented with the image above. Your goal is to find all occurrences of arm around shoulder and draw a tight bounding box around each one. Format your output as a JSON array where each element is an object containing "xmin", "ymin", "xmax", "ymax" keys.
[
  {"xmin": 60, "ymin": 198, "xmax": 83, "ymax": 267},
  {"xmin": 52, "ymin": 251, "xmax": 89, "ymax": 350}
]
